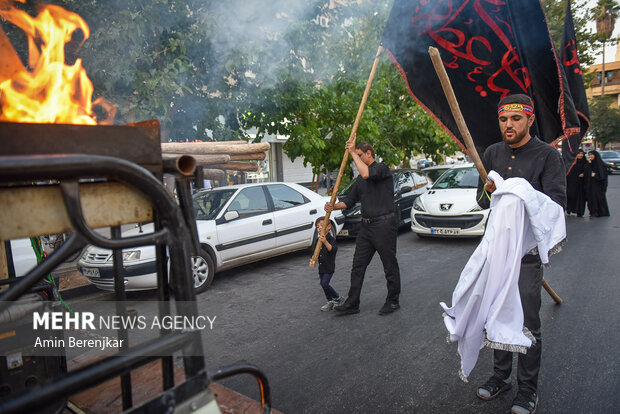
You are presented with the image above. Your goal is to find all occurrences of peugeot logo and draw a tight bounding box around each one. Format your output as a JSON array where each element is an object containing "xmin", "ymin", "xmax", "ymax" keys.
[{"xmin": 440, "ymin": 203, "xmax": 453, "ymax": 211}]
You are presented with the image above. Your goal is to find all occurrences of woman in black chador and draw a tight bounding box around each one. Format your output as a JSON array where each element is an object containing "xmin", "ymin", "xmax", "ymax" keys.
[
  {"xmin": 566, "ymin": 149, "xmax": 589, "ymax": 216},
  {"xmin": 587, "ymin": 151, "xmax": 610, "ymax": 217}
]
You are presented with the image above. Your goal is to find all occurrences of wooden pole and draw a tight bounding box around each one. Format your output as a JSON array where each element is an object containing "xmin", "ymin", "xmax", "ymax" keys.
[
  {"xmin": 208, "ymin": 162, "xmax": 259, "ymax": 172},
  {"xmin": 428, "ymin": 46, "xmax": 562, "ymax": 304},
  {"xmin": 163, "ymin": 153, "xmax": 231, "ymax": 165},
  {"xmin": 428, "ymin": 47, "xmax": 486, "ymax": 182},
  {"xmin": 161, "ymin": 142, "xmax": 269, "ymax": 154},
  {"xmin": 310, "ymin": 45, "xmax": 384, "ymax": 267}
]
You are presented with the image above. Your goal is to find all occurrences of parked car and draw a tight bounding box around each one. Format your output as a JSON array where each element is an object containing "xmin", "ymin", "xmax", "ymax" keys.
[
  {"xmin": 78, "ymin": 182, "xmax": 345, "ymax": 292},
  {"xmin": 599, "ymin": 150, "xmax": 620, "ymax": 174},
  {"xmin": 421, "ymin": 165, "xmax": 453, "ymax": 184},
  {"xmin": 337, "ymin": 169, "xmax": 430, "ymax": 238},
  {"xmin": 410, "ymin": 164, "xmax": 490, "ymax": 237},
  {"xmin": 416, "ymin": 158, "xmax": 436, "ymax": 169}
]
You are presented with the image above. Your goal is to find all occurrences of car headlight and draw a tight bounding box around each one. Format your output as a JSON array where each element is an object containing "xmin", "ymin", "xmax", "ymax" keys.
[
  {"xmin": 413, "ymin": 197, "xmax": 426, "ymax": 212},
  {"xmin": 610, "ymin": 162, "xmax": 615, "ymax": 166},
  {"xmin": 469, "ymin": 204, "xmax": 483, "ymax": 212},
  {"xmin": 107, "ymin": 250, "xmax": 141, "ymax": 262}
]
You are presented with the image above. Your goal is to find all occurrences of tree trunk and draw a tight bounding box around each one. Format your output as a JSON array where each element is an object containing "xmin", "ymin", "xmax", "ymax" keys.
[
  {"xmin": 208, "ymin": 162, "xmax": 259, "ymax": 172},
  {"xmin": 163, "ymin": 153, "xmax": 231, "ymax": 165},
  {"xmin": 202, "ymin": 169, "xmax": 226, "ymax": 181},
  {"xmin": 161, "ymin": 142, "xmax": 270, "ymax": 154},
  {"xmin": 229, "ymin": 152, "xmax": 266, "ymax": 161}
]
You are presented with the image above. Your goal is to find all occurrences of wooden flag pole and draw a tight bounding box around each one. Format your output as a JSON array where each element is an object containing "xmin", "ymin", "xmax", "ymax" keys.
[
  {"xmin": 310, "ymin": 45, "xmax": 384, "ymax": 268},
  {"xmin": 428, "ymin": 46, "xmax": 563, "ymax": 305}
]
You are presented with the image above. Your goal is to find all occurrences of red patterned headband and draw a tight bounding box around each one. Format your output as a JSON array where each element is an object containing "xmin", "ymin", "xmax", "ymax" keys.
[{"xmin": 497, "ymin": 103, "xmax": 534, "ymax": 116}]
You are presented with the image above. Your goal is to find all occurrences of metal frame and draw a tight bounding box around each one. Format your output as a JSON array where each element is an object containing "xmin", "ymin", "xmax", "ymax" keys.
[{"xmin": 0, "ymin": 153, "xmax": 271, "ymax": 414}]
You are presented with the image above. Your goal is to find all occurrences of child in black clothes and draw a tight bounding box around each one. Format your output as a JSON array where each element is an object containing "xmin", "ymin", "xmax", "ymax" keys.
[{"xmin": 311, "ymin": 217, "xmax": 342, "ymax": 311}]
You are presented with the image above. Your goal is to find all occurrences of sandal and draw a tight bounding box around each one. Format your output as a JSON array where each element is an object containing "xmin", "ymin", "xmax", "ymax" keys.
[{"xmin": 476, "ymin": 375, "xmax": 512, "ymax": 401}]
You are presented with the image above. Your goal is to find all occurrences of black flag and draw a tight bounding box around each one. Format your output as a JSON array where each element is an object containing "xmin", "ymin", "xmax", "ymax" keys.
[
  {"xmin": 561, "ymin": 0, "xmax": 590, "ymax": 172},
  {"xmin": 381, "ymin": 0, "xmax": 581, "ymax": 156}
]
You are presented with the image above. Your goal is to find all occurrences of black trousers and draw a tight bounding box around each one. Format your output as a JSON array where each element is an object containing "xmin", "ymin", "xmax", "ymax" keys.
[
  {"xmin": 493, "ymin": 254, "xmax": 543, "ymax": 394},
  {"xmin": 345, "ymin": 215, "xmax": 401, "ymax": 307}
]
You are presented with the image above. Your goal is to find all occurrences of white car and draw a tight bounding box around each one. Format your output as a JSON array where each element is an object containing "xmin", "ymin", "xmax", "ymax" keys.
[
  {"xmin": 410, "ymin": 164, "xmax": 490, "ymax": 237},
  {"xmin": 78, "ymin": 182, "xmax": 345, "ymax": 292}
]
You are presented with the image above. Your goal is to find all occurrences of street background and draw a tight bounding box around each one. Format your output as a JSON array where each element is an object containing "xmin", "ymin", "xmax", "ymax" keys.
[{"xmin": 72, "ymin": 175, "xmax": 620, "ymax": 413}]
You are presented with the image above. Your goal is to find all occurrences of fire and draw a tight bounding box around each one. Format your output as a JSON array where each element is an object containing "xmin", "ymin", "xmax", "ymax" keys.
[{"xmin": 0, "ymin": 1, "xmax": 99, "ymax": 124}]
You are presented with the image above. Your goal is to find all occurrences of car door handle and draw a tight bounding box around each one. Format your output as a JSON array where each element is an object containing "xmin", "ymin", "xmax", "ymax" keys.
[
  {"xmin": 262, "ymin": 219, "xmax": 272, "ymax": 225},
  {"xmin": 309, "ymin": 209, "xmax": 317, "ymax": 215}
]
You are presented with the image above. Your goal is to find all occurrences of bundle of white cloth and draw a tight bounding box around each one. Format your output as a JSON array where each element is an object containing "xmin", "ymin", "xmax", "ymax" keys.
[{"xmin": 440, "ymin": 170, "xmax": 566, "ymax": 381}]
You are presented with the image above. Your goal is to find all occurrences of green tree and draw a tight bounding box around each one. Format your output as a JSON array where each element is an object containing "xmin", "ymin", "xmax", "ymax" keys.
[
  {"xmin": 9, "ymin": 0, "xmax": 455, "ymax": 167},
  {"xmin": 588, "ymin": 95, "xmax": 620, "ymax": 148},
  {"xmin": 542, "ymin": 0, "xmax": 598, "ymax": 67},
  {"xmin": 241, "ymin": 1, "xmax": 456, "ymax": 177},
  {"xmin": 591, "ymin": 0, "xmax": 620, "ymax": 95}
]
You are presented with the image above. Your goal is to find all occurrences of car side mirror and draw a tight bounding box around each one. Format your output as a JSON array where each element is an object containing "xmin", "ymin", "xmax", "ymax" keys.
[{"xmin": 224, "ymin": 210, "xmax": 239, "ymax": 221}]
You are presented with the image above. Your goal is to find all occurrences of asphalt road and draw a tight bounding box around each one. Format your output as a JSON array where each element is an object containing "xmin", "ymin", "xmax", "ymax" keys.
[{"xmin": 76, "ymin": 175, "xmax": 620, "ymax": 413}]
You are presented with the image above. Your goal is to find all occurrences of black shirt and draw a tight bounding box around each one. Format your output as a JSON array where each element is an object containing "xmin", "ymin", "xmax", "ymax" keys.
[
  {"xmin": 476, "ymin": 136, "xmax": 566, "ymax": 209},
  {"xmin": 317, "ymin": 233, "xmax": 338, "ymax": 274},
  {"xmin": 339, "ymin": 161, "xmax": 394, "ymax": 218}
]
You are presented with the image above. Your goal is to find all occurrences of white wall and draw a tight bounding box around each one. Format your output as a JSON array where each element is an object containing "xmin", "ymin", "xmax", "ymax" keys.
[{"xmin": 282, "ymin": 154, "xmax": 314, "ymax": 183}]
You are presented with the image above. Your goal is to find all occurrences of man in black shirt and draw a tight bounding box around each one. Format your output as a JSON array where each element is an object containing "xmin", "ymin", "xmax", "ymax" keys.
[
  {"xmin": 324, "ymin": 140, "xmax": 401, "ymax": 315},
  {"xmin": 474, "ymin": 94, "xmax": 565, "ymax": 414}
]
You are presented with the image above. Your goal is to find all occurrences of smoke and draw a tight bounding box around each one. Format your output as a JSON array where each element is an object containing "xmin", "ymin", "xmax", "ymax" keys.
[
  {"xmin": 201, "ymin": 0, "xmax": 341, "ymax": 87},
  {"xmin": 3, "ymin": 0, "xmax": 388, "ymax": 138}
]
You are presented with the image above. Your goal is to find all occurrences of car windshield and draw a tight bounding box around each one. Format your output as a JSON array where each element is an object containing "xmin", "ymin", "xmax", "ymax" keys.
[
  {"xmin": 432, "ymin": 167, "xmax": 479, "ymax": 189},
  {"xmin": 600, "ymin": 151, "xmax": 620, "ymax": 159},
  {"xmin": 424, "ymin": 168, "xmax": 450, "ymax": 183},
  {"xmin": 193, "ymin": 189, "xmax": 236, "ymax": 220}
]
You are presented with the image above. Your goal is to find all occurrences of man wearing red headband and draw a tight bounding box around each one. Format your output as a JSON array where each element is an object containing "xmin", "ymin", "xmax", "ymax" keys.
[{"xmin": 474, "ymin": 94, "xmax": 566, "ymax": 414}]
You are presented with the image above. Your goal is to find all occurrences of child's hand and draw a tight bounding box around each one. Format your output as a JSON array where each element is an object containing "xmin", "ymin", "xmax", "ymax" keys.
[{"xmin": 318, "ymin": 234, "xmax": 326, "ymax": 243}]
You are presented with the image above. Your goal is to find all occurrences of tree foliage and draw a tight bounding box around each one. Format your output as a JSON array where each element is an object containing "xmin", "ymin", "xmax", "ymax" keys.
[
  {"xmin": 240, "ymin": 1, "xmax": 456, "ymax": 176},
  {"xmin": 588, "ymin": 95, "xmax": 620, "ymax": 147},
  {"xmin": 541, "ymin": 0, "xmax": 599, "ymax": 68}
]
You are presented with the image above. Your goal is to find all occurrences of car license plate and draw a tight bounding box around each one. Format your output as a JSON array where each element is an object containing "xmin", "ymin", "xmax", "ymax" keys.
[
  {"xmin": 81, "ymin": 267, "xmax": 100, "ymax": 278},
  {"xmin": 430, "ymin": 227, "xmax": 460, "ymax": 235},
  {"xmin": 338, "ymin": 229, "xmax": 349, "ymax": 236}
]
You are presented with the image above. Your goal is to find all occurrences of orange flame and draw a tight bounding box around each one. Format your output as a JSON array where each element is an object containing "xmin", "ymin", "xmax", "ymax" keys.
[{"xmin": 0, "ymin": 1, "xmax": 99, "ymax": 124}]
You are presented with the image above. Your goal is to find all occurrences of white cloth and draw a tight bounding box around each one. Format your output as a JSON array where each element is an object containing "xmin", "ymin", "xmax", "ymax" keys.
[{"xmin": 440, "ymin": 171, "xmax": 565, "ymax": 380}]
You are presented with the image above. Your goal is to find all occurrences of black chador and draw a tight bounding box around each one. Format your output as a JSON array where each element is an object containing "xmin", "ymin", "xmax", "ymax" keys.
[{"xmin": 566, "ymin": 153, "xmax": 588, "ymax": 216}]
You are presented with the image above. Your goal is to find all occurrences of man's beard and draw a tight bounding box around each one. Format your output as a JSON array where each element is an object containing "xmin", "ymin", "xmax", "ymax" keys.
[{"xmin": 502, "ymin": 127, "xmax": 528, "ymax": 146}]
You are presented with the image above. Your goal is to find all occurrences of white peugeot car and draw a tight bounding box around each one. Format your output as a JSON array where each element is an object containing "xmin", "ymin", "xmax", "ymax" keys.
[
  {"xmin": 410, "ymin": 164, "xmax": 490, "ymax": 237},
  {"xmin": 78, "ymin": 182, "xmax": 345, "ymax": 293}
]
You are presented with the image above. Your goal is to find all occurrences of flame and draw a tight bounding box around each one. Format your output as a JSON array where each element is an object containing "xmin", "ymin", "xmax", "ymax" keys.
[{"xmin": 0, "ymin": 1, "xmax": 99, "ymax": 124}]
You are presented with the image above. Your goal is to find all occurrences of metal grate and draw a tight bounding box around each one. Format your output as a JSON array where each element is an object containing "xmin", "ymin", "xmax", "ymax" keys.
[
  {"xmin": 83, "ymin": 251, "xmax": 111, "ymax": 263},
  {"xmin": 414, "ymin": 214, "xmax": 484, "ymax": 229}
]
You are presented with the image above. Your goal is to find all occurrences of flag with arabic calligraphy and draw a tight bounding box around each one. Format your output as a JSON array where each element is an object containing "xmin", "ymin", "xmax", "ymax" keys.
[
  {"xmin": 560, "ymin": 0, "xmax": 590, "ymax": 171},
  {"xmin": 381, "ymin": 0, "xmax": 581, "ymax": 156}
]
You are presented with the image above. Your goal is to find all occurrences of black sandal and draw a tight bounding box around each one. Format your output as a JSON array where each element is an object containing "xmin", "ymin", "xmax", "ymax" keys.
[{"xmin": 476, "ymin": 375, "xmax": 512, "ymax": 401}]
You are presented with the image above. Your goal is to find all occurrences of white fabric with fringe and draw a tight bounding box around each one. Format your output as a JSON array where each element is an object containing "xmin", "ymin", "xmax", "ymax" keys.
[{"xmin": 440, "ymin": 170, "xmax": 566, "ymax": 381}]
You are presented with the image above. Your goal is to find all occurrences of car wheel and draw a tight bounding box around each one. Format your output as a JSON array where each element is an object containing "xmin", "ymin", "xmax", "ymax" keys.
[{"xmin": 192, "ymin": 249, "xmax": 215, "ymax": 294}]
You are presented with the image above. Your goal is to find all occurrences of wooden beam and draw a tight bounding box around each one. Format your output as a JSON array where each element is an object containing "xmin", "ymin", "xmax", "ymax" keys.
[
  {"xmin": 229, "ymin": 152, "xmax": 266, "ymax": 161},
  {"xmin": 0, "ymin": 183, "xmax": 153, "ymax": 240},
  {"xmin": 202, "ymin": 169, "xmax": 226, "ymax": 181},
  {"xmin": 208, "ymin": 162, "xmax": 259, "ymax": 172},
  {"xmin": 161, "ymin": 142, "xmax": 270, "ymax": 155},
  {"xmin": 163, "ymin": 153, "xmax": 231, "ymax": 165}
]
